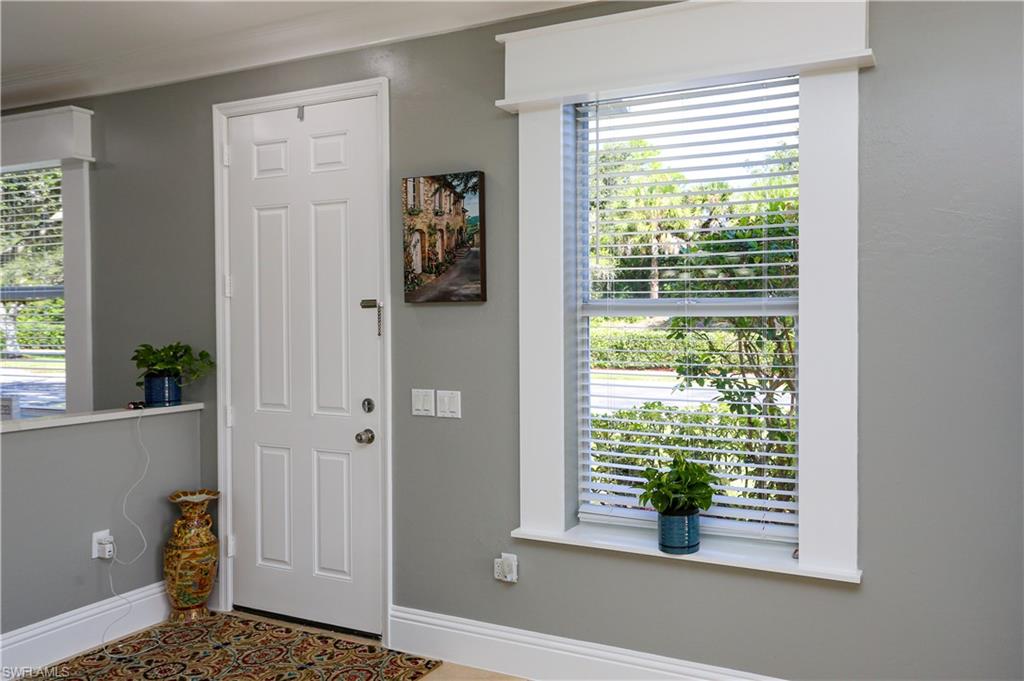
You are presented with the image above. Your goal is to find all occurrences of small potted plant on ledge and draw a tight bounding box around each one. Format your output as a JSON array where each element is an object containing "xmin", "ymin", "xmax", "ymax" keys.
[
  {"xmin": 132, "ymin": 342, "xmax": 215, "ymax": 407},
  {"xmin": 639, "ymin": 455, "xmax": 718, "ymax": 555}
]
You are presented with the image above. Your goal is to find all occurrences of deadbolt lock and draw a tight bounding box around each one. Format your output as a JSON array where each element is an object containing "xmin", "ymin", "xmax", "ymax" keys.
[{"xmin": 362, "ymin": 398, "xmax": 375, "ymax": 413}]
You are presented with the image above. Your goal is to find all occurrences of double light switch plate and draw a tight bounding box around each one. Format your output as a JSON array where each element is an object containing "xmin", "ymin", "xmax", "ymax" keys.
[{"xmin": 411, "ymin": 388, "xmax": 461, "ymax": 418}]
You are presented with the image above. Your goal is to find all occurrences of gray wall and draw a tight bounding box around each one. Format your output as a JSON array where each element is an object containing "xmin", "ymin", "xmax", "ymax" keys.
[
  {"xmin": 5, "ymin": 2, "xmax": 1021, "ymax": 678},
  {"xmin": 1, "ymin": 411, "xmax": 201, "ymax": 631}
]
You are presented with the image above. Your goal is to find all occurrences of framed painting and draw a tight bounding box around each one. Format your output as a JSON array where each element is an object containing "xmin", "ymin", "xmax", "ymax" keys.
[{"xmin": 401, "ymin": 171, "xmax": 485, "ymax": 303}]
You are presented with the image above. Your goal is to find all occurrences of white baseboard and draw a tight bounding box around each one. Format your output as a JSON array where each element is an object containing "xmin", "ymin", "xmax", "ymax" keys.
[
  {"xmin": 0, "ymin": 582, "xmax": 169, "ymax": 670},
  {"xmin": 389, "ymin": 606, "xmax": 779, "ymax": 680}
]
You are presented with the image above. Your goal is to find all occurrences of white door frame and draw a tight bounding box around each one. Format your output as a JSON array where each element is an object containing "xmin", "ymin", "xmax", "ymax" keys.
[{"xmin": 211, "ymin": 78, "xmax": 393, "ymax": 642}]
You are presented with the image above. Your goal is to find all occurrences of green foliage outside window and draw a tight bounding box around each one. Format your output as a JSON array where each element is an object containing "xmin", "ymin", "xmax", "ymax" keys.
[
  {"xmin": 15, "ymin": 298, "xmax": 65, "ymax": 348},
  {"xmin": 1, "ymin": 168, "xmax": 64, "ymax": 358},
  {"xmin": 584, "ymin": 137, "xmax": 799, "ymax": 525}
]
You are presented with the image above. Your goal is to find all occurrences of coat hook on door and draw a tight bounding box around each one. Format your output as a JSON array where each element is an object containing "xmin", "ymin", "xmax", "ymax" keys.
[{"xmin": 297, "ymin": 105, "xmax": 305, "ymax": 121}]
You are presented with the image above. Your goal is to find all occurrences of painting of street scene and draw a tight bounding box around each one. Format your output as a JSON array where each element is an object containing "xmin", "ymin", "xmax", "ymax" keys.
[{"xmin": 402, "ymin": 171, "xmax": 485, "ymax": 303}]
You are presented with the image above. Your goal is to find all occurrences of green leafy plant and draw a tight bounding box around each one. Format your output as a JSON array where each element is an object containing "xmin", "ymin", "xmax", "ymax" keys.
[
  {"xmin": 638, "ymin": 456, "xmax": 718, "ymax": 514},
  {"xmin": 132, "ymin": 342, "xmax": 215, "ymax": 387}
]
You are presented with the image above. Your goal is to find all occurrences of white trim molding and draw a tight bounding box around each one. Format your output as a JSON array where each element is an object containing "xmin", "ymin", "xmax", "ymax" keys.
[
  {"xmin": 0, "ymin": 402, "xmax": 202, "ymax": 434},
  {"xmin": 210, "ymin": 77, "xmax": 393, "ymax": 642},
  {"xmin": 389, "ymin": 606, "xmax": 781, "ymax": 680},
  {"xmin": 496, "ymin": 1, "xmax": 874, "ymax": 112},
  {"xmin": 503, "ymin": 1, "xmax": 868, "ymax": 582},
  {"xmin": 0, "ymin": 582, "xmax": 168, "ymax": 670},
  {"xmin": 0, "ymin": 106, "xmax": 95, "ymax": 170}
]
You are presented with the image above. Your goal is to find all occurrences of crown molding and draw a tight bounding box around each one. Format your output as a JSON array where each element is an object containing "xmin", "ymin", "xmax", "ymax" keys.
[{"xmin": 2, "ymin": 2, "xmax": 581, "ymax": 109}]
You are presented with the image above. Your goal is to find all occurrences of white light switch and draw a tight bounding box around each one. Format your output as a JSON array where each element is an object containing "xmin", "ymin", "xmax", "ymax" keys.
[
  {"xmin": 411, "ymin": 389, "xmax": 435, "ymax": 416},
  {"xmin": 436, "ymin": 390, "xmax": 461, "ymax": 418}
]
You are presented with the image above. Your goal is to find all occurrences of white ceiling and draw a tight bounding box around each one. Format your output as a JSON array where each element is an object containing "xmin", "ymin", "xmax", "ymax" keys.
[{"xmin": 1, "ymin": 1, "xmax": 583, "ymax": 109}]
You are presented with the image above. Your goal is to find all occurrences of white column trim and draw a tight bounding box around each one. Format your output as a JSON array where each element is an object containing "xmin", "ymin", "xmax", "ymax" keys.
[
  {"xmin": 517, "ymin": 104, "xmax": 571, "ymax": 533},
  {"xmin": 61, "ymin": 158, "xmax": 94, "ymax": 412},
  {"xmin": 796, "ymin": 67, "xmax": 860, "ymax": 576}
]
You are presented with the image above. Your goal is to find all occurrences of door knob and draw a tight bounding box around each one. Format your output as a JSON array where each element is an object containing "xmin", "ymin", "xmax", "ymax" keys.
[{"xmin": 355, "ymin": 428, "xmax": 375, "ymax": 445}]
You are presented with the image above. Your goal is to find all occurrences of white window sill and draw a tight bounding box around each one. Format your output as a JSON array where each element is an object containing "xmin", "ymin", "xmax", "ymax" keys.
[
  {"xmin": 511, "ymin": 523, "xmax": 862, "ymax": 584},
  {"xmin": 0, "ymin": 402, "xmax": 204, "ymax": 433}
]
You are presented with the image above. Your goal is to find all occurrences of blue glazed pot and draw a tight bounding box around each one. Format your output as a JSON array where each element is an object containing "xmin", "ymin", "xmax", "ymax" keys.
[
  {"xmin": 658, "ymin": 509, "xmax": 701, "ymax": 554},
  {"xmin": 144, "ymin": 375, "xmax": 182, "ymax": 407}
]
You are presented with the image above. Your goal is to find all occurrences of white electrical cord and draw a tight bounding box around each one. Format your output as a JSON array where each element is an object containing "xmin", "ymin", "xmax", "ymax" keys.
[{"xmin": 99, "ymin": 412, "xmax": 152, "ymax": 655}]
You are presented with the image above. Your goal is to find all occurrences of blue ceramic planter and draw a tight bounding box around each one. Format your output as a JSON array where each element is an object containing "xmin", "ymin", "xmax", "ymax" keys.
[
  {"xmin": 144, "ymin": 375, "xmax": 182, "ymax": 407},
  {"xmin": 658, "ymin": 509, "xmax": 701, "ymax": 554}
]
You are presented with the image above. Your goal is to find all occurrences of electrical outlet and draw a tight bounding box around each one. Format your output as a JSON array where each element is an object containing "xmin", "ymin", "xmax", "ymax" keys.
[
  {"xmin": 92, "ymin": 529, "xmax": 113, "ymax": 560},
  {"xmin": 493, "ymin": 552, "xmax": 518, "ymax": 583}
]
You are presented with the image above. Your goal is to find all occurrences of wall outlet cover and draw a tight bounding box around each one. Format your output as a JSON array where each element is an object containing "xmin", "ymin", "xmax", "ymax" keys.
[
  {"xmin": 91, "ymin": 529, "xmax": 112, "ymax": 559},
  {"xmin": 494, "ymin": 552, "xmax": 518, "ymax": 583}
]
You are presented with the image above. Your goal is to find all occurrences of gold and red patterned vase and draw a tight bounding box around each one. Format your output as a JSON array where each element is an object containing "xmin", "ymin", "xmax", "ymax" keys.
[{"xmin": 164, "ymin": 489, "xmax": 220, "ymax": 622}]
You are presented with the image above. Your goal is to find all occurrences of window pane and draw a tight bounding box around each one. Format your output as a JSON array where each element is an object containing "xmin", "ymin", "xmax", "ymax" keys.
[
  {"xmin": 575, "ymin": 76, "xmax": 800, "ymax": 540},
  {"xmin": 0, "ymin": 167, "xmax": 66, "ymax": 418},
  {"xmin": 581, "ymin": 315, "xmax": 798, "ymax": 537},
  {"xmin": 578, "ymin": 77, "xmax": 799, "ymax": 302}
]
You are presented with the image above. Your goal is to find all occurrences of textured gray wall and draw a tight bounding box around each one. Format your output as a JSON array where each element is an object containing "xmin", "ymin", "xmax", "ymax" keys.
[
  {"xmin": 1, "ymin": 412, "xmax": 201, "ymax": 631},
  {"xmin": 4, "ymin": 2, "xmax": 1021, "ymax": 677}
]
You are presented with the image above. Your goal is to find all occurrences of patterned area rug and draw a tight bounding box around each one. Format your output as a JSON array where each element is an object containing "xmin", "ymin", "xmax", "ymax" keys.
[{"xmin": 27, "ymin": 613, "xmax": 440, "ymax": 680}]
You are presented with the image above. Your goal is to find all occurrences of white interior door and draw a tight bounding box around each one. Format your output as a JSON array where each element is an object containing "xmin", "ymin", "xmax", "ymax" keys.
[{"xmin": 228, "ymin": 95, "xmax": 383, "ymax": 634}]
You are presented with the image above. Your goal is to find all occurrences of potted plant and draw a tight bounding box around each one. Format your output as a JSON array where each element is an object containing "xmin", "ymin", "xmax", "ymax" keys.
[
  {"xmin": 638, "ymin": 456, "xmax": 718, "ymax": 555},
  {"xmin": 132, "ymin": 342, "xmax": 215, "ymax": 407}
]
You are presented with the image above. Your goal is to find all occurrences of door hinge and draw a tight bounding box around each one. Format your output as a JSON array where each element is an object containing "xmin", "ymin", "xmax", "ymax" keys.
[
  {"xmin": 224, "ymin": 274, "xmax": 233, "ymax": 298},
  {"xmin": 222, "ymin": 143, "xmax": 231, "ymax": 166},
  {"xmin": 227, "ymin": 533, "xmax": 237, "ymax": 558},
  {"xmin": 225, "ymin": 405, "xmax": 235, "ymax": 428}
]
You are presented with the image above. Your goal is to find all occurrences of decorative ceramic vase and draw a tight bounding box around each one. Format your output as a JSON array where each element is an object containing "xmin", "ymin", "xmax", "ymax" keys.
[
  {"xmin": 144, "ymin": 375, "xmax": 182, "ymax": 407},
  {"xmin": 658, "ymin": 508, "xmax": 701, "ymax": 555},
  {"xmin": 164, "ymin": 489, "xmax": 220, "ymax": 622}
]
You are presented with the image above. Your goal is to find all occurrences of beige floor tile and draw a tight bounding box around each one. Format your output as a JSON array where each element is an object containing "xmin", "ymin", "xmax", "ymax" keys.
[{"xmin": 427, "ymin": 662, "xmax": 524, "ymax": 680}]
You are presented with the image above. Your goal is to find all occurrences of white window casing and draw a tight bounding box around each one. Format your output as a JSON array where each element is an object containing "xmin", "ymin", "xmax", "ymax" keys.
[
  {"xmin": 503, "ymin": 1, "xmax": 870, "ymax": 582},
  {"xmin": 1, "ymin": 107, "xmax": 94, "ymax": 413}
]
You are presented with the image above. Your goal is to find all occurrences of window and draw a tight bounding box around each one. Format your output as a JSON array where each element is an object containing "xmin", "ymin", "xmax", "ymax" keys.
[
  {"xmin": 575, "ymin": 77, "xmax": 800, "ymax": 541},
  {"xmin": 406, "ymin": 177, "xmax": 417, "ymax": 209},
  {"xmin": 503, "ymin": 1, "xmax": 866, "ymax": 581},
  {"xmin": 0, "ymin": 167, "xmax": 66, "ymax": 416}
]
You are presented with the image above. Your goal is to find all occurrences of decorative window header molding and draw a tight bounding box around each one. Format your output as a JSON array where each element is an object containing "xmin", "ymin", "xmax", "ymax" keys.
[
  {"xmin": 1, "ymin": 106, "xmax": 94, "ymax": 171},
  {"xmin": 496, "ymin": 1, "xmax": 873, "ymax": 112}
]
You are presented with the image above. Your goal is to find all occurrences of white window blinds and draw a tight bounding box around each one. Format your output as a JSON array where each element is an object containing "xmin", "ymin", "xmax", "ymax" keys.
[
  {"xmin": 0, "ymin": 167, "xmax": 66, "ymax": 414},
  {"xmin": 575, "ymin": 76, "xmax": 799, "ymax": 541}
]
